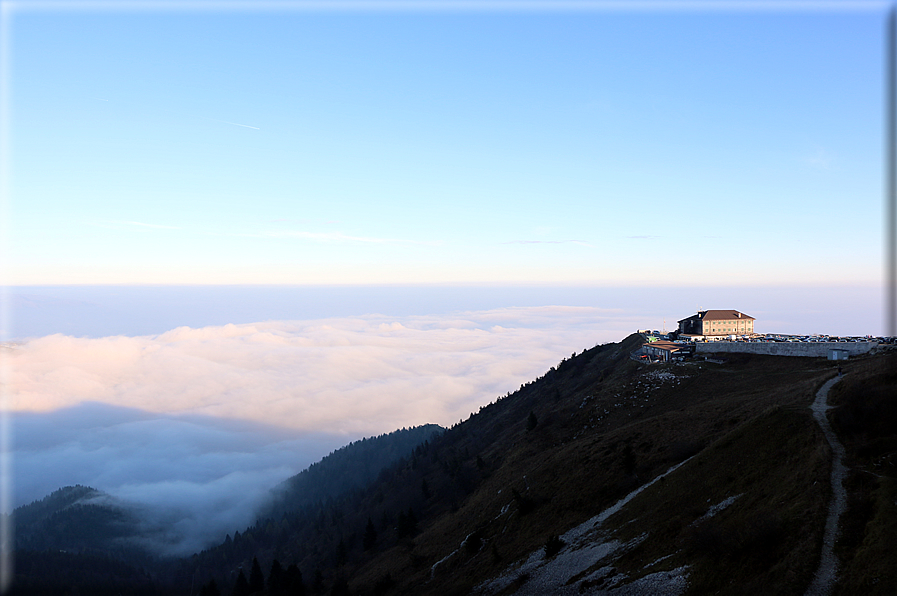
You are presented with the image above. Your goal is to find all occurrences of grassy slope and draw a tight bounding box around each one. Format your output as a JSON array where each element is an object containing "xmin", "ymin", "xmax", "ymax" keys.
[
  {"xmin": 345, "ymin": 339, "xmax": 846, "ymax": 595},
  {"xmin": 183, "ymin": 338, "xmax": 894, "ymax": 596},
  {"xmin": 827, "ymin": 353, "xmax": 897, "ymax": 596}
]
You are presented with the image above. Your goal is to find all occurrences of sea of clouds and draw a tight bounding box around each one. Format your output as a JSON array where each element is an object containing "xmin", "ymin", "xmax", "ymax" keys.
[
  {"xmin": 8, "ymin": 307, "xmax": 636, "ymax": 433},
  {"xmin": 5, "ymin": 306, "xmax": 638, "ymax": 554}
]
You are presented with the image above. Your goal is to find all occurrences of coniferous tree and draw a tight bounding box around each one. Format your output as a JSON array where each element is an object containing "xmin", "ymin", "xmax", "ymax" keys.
[
  {"xmin": 623, "ymin": 444, "xmax": 637, "ymax": 476},
  {"xmin": 396, "ymin": 507, "xmax": 418, "ymax": 539},
  {"xmin": 268, "ymin": 559, "xmax": 284, "ymax": 594},
  {"xmin": 200, "ymin": 579, "xmax": 221, "ymax": 596},
  {"xmin": 335, "ymin": 539, "xmax": 348, "ymax": 566},
  {"xmin": 407, "ymin": 507, "xmax": 418, "ymax": 535},
  {"xmin": 330, "ymin": 576, "xmax": 350, "ymax": 596},
  {"xmin": 249, "ymin": 557, "xmax": 265, "ymax": 593},
  {"xmin": 285, "ymin": 563, "xmax": 305, "ymax": 595},
  {"xmin": 362, "ymin": 517, "xmax": 377, "ymax": 551},
  {"xmin": 526, "ymin": 410, "xmax": 538, "ymax": 431},
  {"xmin": 396, "ymin": 510, "xmax": 408, "ymax": 539},
  {"xmin": 232, "ymin": 570, "xmax": 251, "ymax": 596},
  {"xmin": 372, "ymin": 573, "xmax": 394, "ymax": 596}
]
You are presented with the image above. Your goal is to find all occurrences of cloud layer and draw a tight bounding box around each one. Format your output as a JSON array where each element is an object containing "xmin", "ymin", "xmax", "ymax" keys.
[
  {"xmin": 11, "ymin": 403, "xmax": 346, "ymax": 555},
  {"xmin": 5, "ymin": 306, "xmax": 635, "ymax": 553},
  {"xmin": 8, "ymin": 307, "xmax": 631, "ymax": 435}
]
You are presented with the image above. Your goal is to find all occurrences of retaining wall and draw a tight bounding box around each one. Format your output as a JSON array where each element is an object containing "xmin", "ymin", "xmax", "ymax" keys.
[{"xmin": 695, "ymin": 341, "xmax": 877, "ymax": 358}]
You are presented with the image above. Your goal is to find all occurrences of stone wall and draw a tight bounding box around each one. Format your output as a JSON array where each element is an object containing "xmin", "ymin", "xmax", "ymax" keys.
[{"xmin": 695, "ymin": 341, "xmax": 877, "ymax": 358}]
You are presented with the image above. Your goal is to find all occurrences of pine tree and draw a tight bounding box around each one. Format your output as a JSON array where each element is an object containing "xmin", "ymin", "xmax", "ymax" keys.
[
  {"xmin": 335, "ymin": 539, "xmax": 348, "ymax": 566},
  {"xmin": 268, "ymin": 559, "xmax": 284, "ymax": 594},
  {"xmin": 200, "ymin": 579, "xmax": 221, "ymax": 596},
  {"xmin": 363, "ymin": 517, "xmax": 377, "ymax": 551},
  {"xmin": 249, "ymin": 557, "xmax": 265, "ymax": 593},
  {"xmin": 623, "ymin": 444, "xmax": 637, "ymax": 476},
  {"xmin": 407, "ymin": 507, "xmax": 418, "ymax": 535},
  {"xmin": 526, "ymin": 411, "xmax": 538, "ymax": 431},
  {"xmin": 232, "ymin": 570, "xmax": 250, "ymax": 596},
  {"xmin": 285, "ymin": 563, "xmax": 305, "ymax": 595},
  {"xmin": 397, "ymin": 507, "xmax": 418, "ymax": 539},
  {"xmin": 330, "ymin": 576, "xmax": 351, "ymax": 596}
]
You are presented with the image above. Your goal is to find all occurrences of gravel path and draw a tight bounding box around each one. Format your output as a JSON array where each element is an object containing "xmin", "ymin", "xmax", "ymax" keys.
[{"xmin": 805, "ymin": 375, "xmax": 846, "ymax": 596}]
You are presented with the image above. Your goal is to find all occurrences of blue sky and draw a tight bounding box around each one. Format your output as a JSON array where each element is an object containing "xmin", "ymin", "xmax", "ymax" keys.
[{"xmin": 3, "ymin": 2, "xmax": 887, "ymax": 285}]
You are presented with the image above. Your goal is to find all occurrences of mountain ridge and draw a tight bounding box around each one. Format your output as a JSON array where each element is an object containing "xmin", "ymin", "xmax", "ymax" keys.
[{"xmin": 183, "ymin": 334, "xmax": 895, "ymax": 595}]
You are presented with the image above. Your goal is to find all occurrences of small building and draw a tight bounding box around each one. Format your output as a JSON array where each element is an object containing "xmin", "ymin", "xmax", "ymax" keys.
[
  {"xmin": 828, "ymin": 349, "xmax": 850, "ymax": 361},
  {"xmin": 643, "ymin": 340, "xmax": 689, "ymax": 362},
  {"xmin": 678, "ymin": 310, "xmax": 755, "ymax": 338}
]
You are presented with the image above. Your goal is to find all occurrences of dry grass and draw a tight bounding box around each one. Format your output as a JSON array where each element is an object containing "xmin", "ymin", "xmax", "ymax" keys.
[
  {"xmin": 827, "ymin": 352, "xmax": 897, "ymax": 596},
  {"xmin": 346, "ymin": 340, "xmax": 851, "ymax": 595}
]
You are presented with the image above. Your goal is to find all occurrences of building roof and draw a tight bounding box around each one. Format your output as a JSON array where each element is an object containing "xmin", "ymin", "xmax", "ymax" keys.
[
  {"xmin": 643, "ymin": 340, "xmax": 684, "ymax": 352},
  {"xmin": 677, "ymin": 310, "xmax": 754, "ymax": 323}
]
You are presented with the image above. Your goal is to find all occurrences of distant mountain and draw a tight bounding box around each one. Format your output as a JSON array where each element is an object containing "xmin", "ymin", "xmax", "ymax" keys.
[
  {"xmin": 10, "ymin": 425, "xmax": 443, "ymax": 595},
  {"xmin": 14, "ymin": 485, "xmax": 143, "ymax": 556},
  {"xmin": 11, "ymin": 486, "xmax": 158, "ymax": 595}
]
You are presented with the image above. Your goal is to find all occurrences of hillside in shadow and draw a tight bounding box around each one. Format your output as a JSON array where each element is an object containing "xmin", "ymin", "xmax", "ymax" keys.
[{"xmin": 175, "ymin": 335, "xmax": 895, "ymax": 596}]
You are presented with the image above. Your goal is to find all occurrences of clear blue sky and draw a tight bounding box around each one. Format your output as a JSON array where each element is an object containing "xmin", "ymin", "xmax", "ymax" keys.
[{"xmin": 2, "ymin": 1, "xmax": 887, "ymax": 286}]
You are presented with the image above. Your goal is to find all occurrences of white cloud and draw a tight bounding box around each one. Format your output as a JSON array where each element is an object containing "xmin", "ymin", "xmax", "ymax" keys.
[
  {"xmin": 5, "ymin": 307, "xmax": 635, "ymax": 553},
  {"xmin": 7, "ymin": 307, "xmax": 629, "ymax": 435}
]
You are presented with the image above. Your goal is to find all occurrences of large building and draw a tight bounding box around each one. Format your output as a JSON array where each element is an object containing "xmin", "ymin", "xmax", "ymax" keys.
[{"xmin": 677, "ymin": 310, "xmax": 755, "ymax": 338}]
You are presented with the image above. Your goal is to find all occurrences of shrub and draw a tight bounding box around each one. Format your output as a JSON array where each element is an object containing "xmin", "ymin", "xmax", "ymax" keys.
[{"xmin": 544, "ymin": 534, "xmax": 565, "ymax": 558}]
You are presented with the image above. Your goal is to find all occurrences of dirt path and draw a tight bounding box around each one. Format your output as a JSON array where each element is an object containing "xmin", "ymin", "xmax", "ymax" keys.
[{"xmin": 805, "ymin": 375, "xmax": 847, "ymax": 596}]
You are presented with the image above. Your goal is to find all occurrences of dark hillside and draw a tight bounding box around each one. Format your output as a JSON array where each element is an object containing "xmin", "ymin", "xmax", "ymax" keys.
[
  {"xmin": 826, "ymin": 353, "xmax": 897, "ymax": 595},
  {"xmin": 347, "ymin": 342, "xmax": 835, "ymax": 595},
  {"xmin": 182, "ymin": 335, "xmax": 883, "ymax": 596},
  {"xmin": 14, "ymin": 485, "xmax": 143, "ymax": 556},
  {"xmin": 10, "ymin": 550, "xmax": 157, "ymax": 596},
  {"xmin": 259, "ymin": 425, "xmax": 444, "ymax": 521},
  {"xmin": 11, "ymin": 486, "xmax": 159, "ymax": 596},
  {"xmin": 10, "ymin": 427, "xmax": 443, "ymax": 595}
]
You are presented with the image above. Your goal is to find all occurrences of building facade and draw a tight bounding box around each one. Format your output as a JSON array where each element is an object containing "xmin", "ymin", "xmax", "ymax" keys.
[{"xmin": 677, "ymin": 310, "xmax": 755, "ymax": 337}]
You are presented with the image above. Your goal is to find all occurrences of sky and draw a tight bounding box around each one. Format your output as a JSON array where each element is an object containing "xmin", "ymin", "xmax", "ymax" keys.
[
  {"xmin": 2, "ymin": 1, "xmax": 887, "ymax": 286},
  {"xmin": 0, "ymin": 0, "xmax": 892, "ymax": 560}
]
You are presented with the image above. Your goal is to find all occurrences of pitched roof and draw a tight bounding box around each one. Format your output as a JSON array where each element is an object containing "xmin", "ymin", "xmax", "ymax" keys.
[
  {"xmin": 678, "ymin": 310, "xmax": 754, "ymax": 323},
  {"xmin": 700, "ymin": 310, "xmax": 754, "ymax": 321}
]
